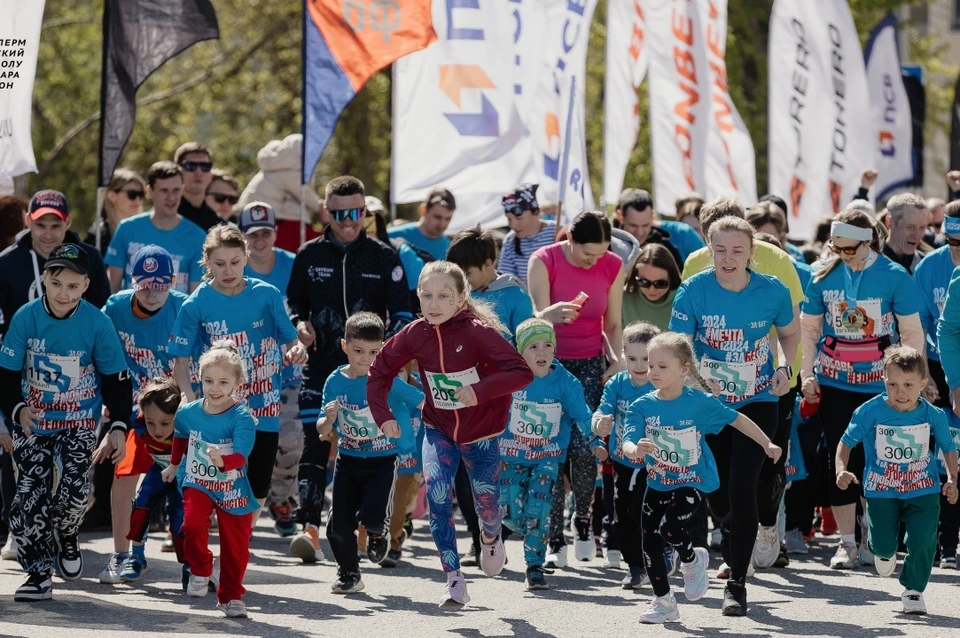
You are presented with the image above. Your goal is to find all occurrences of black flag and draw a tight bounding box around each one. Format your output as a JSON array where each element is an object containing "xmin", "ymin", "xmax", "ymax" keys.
[
  {"xmin": 98, "ymin": 0, "xmax": 219, "ymax": 186},
  {"xmin": 951, "ymin": 72, "xmax": 960, "ymax": 178}
]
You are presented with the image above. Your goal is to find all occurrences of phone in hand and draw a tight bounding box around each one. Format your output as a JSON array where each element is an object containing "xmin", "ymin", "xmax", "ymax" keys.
[{"xmin": 572, "ymin": 291, "xmax": 589, "ymax": 307}]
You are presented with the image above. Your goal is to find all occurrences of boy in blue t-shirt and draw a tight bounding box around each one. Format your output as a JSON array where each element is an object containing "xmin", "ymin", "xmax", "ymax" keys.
[
  {"xmin": 836, "ymin": 345, "xmax": 959, "ymax": 616},
  {"xmin": 0, "ymin": 243, "xmax": 133, "ymax": 602},
  {"xmin": 498, "ymin": 319, "xmax": 592, "ymax": 591},
  {"xmin": 316, "ymin": 312, "xmax": 423, "ymax": 594}
]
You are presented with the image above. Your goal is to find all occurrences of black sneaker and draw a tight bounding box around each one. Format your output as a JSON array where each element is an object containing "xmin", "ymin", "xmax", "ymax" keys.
[
  {"xmin": 381, "ymin": 548, "xmax": 402, "ymax": 568},
  {"xmin": 15, "ymin": 572, "xmax": 53, "ymax": 602},
  {"xmin": 403, "ymin": 514, "xmax": 414, "ymax": 538},
  {"xmin": 56, "ymin": 533, "xmax": 82, "ymax": 581},
  {"xmin": 367, "ymin": 532, "xmax": 389, "ymax": 565},
  {"xmin": 331, "ymin": 570, "xmax": 364, "ymax": 594},
  {"xmin": 722, "ymin": 581, "xmax": 747, "ymax": 616},
  {"xmin": 773, "ymin": 545, "xmax": 790, "ymax": 568},
  {"xmin": 525, "ymin": 565, "xmax": 551, "ymax": 590},
  {"xmin": 460, "ymin": 543, "xmax": 480, "ymax": 567}
]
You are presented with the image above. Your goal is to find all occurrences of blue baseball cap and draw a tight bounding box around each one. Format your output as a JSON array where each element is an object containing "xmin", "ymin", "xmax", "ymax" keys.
[{"xmin": 131, "ymin": 245, "xmax": 174, "ymax": 291}]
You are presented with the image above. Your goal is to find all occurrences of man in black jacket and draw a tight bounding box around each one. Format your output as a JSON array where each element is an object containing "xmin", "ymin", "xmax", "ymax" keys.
[
  {"xmin": 0, "ymin": 190, "xmax": 110, "ymax": 338},
  {"xmin": 285, "ymin": 175, "xmax": 413, "ymax": 562}
]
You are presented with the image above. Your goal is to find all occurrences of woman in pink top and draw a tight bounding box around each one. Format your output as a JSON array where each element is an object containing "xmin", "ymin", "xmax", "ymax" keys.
[{"xmin": 527, "ymin": 210, "xmax": 625, "ymax": 568}]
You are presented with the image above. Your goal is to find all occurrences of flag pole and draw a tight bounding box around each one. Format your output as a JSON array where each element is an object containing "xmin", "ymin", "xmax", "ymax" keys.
[
  {"xmin": 95, "ymin": 187, "xmax": 105, "ymax": 252},
  {"xmin": 555, "ymin": 75, "xmax": 578, "ymax": 242},
  {"xmin": 300, "ymin": 0, "xmax": 308, "ymax": 247},
  {"xmin": 389, "ymin": 63, "xmax": 398, "ymax": 223}
]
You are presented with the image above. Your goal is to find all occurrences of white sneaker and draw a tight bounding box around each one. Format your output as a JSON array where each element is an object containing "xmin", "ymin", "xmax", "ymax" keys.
[
  {"xmin": 98, "ymin": 552, "xmax": 127, "ymax": 584},
  {"xmin": 603, "ymin": 549, "xmax": 622, "ymax": 569},
  {"xmin": 218, "ymin": 599, "xmax": 248, "ymax": 618},
  {"xmin": 639, "ymin": 591, "xmax": 680, "ymax": 624},
  {"xmin": 753, "ymin": 525, "xmax": 780, "ymax": 569},
  {"xmin": 664, "ymin": 547, "xmax": 678, "ymax": 577},
  {"xmin": 545, "ymin": 545, "xmax": 567, "ymax": 569},
  {"xmin": 680, "ymin": 547, "xmax": 710, "ymax": 601},
  {"xmin": 874, "ymin": 554, "xmax": 896, "ymax": 578},
  {"xmin": 901, "ymin": 589, "xmax": 926, "ymax": 615},
  {"xmin": 784, "ymin": 529, "xmax": 809, "ymax": 555},
  {"xmin": 829, "ymin": 542, "xmax": 857, "ymax": 570},
  {"xmin": 1, "ymin": 535, "xmax": 17, "ymax": 560},
  {"xmin": 439, "ymin": 574, "xmax": 470, "ymax": 608},
  {"xmin": 187, "ymin": 574, "xmax": 209, "ymax": 597},
  {"xmin": 717, "ymin": 561, "xmax": 754, "ymax": 579},
  {"xmin": 573, "ymin": 537, "xmax": 594, "ymax": 562},
  {"xmin": 479, "ymin": 535, "xmax": 506, "ymax": 577}
]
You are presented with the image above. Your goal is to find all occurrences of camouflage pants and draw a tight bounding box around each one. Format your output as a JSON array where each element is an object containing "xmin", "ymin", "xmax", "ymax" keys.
[{"xmin": 268, "ymin": 385, "xmax": 304, "ymax": 507}]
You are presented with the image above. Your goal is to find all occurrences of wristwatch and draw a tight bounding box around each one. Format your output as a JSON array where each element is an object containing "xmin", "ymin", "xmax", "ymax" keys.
[{"xmin": 776, "ymin": 364, "xmax": 793, "ymax": 379}]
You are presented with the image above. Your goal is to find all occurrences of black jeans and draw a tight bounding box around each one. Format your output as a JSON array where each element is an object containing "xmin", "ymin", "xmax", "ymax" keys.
[
  {"xmin": 642, "ymin": 486, "xmax": 701, "ymax": 597},
  {"xmin": 613, "ymin": 461, "xmax": 646, "ymax": 567},
  {"xmin": 298, "ymin": 371, "xmax": 335, "ymax": 527}
]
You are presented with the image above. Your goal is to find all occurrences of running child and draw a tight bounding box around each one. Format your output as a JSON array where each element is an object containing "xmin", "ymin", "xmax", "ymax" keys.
[
  {"xmin": 317, "ymin": 312, "xmax": 424, "ymax": 593},
  {"xmin": 835, "ymin": 345, "xmax": 958, "ymax": 616},
  {"xmin": 0, "ymin": 243, "xmax": 133, "ymax": 601},
  {"xmin": 498, "ymin": 318, "xmax": 592, "ymax": 590},
  {"xmin": 367, "ymin": 261, "xmax": 533, "ymax": 608},
  {"xmin": 622, "ymin": 333, "xmax": 781, "ymax": 623},
  {"xmin": 164, "ymin": 340, "xmax": 259, "ymax": 618}
]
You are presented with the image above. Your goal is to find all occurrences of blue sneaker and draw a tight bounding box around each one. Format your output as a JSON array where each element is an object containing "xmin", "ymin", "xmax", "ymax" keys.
[{"xmin": 119, "ymin": 555, "xmax": 149, "ymax": 582}]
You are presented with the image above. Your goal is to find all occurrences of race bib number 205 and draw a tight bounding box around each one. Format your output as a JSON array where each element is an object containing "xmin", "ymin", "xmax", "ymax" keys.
[{"xmin": 424, "ymin": 368, "xmax": 480, "ymax": 410}]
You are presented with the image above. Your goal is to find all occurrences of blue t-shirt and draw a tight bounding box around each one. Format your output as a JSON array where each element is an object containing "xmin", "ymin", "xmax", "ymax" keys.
[
  {"xmin": 802, "ymin": 254, "xmax": 921, "ymax": 393},
  {"xmin": 624, "ymin": 387, "xmax": 740, "ymax": 492},
  {"xmin": 396, "ymin": 243, "xmax": 425, "ymax": 293},
  {"xmin": 322, "ymin": 366, "xmax": 424, "ymax": 457},
  {"xmin": 0, "ymin": 298, "xmax": 128, "ymax": 435},
  {"xmin": 938, "ymin": 408, "xmax": 960, "ymax": 477},
  {"xmin": 784, "ymin": 395, "xmax": 808, "ymax": 482},
  {"xmin": 658, "ymin": 220, "xmax": 705, "ymax": 264},
  {"xmin": 104, "ymin": 213, "xmax": 206, "ymax": 293},
  {"xmin": 793, "ymin": 259, "xmax": 813, "ymax": 295},
  {"xmin": 497, "ymin": 361, "xmax": 592, "ymax": 464},
  {"xmin": 914, "ymin": 245, "xmax": 954, "ymax": 362},
  {"xmin": 169, "ymin": 278, "xmax": 298, "ymax": 433},
  {"xmin": 472, "ymin": 279, "xmax": 534, "ymax": 341},
  {"xmin": 841, "ymin": 395, "xmax": 955, "ymax": 499},
  {"xmin": 244, "ymin": 249, "xmax": 301, "ymax": 388},
  {"xmin": 596, "ymin": 371, "xmax": 654, "ymax": 469},
  {"xmin": 785, "ymin": 242, "xmax": 806, "ymax": 263},
  {"xmin": 388, "ymin": 223, "xmax": 450, "ymax": 261},
  {"xmin": 670, "ymin": 269, "xmax": 794, "ymax": 407},
  {"xmin": 175, "ymin": 400, "xmax": 258, "ymax": 515}
]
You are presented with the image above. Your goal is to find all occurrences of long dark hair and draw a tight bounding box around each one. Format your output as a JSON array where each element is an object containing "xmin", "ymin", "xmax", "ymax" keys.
[{"xmin": 625, "ymin": 243, "xmax": 681, "ymax": 295}]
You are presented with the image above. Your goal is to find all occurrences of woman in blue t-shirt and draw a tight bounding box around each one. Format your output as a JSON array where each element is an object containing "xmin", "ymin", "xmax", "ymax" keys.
[{"xmin": 799, "ymin": 209, "xmax": 926, "ymax": 570}]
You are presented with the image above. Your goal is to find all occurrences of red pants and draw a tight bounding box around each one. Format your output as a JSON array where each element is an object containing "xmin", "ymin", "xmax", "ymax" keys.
[{"xmin": 181, "ymin": 488, "xmax": 253, "ymax": 603}]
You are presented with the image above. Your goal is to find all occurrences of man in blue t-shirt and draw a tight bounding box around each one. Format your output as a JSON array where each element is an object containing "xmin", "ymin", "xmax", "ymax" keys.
[
  {"xmin": 105, "ymin": 162, "xmax": 206, "ymax": 295},
  {"xmin": 387, "ymin": 187, "xmax": 456, "ymax": 261}
]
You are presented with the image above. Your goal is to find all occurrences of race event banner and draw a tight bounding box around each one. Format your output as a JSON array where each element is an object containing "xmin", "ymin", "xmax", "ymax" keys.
[{"xmin": 0, "ymin": 0, "xmax": 45, "ymax": 180}]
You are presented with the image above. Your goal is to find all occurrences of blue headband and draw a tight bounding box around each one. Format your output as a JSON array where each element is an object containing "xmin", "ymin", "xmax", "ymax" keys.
[{"xmin": 944, "ymin": 216, "xmax": 960, "ymax": 236}]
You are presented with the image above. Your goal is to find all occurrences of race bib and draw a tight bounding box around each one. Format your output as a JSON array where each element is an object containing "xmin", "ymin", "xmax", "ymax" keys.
[
  {"xmin": 937, "ymin": 427, "xmax": 960, "ymax": 465},
  {"xmin": 509, "ymin": 400, "xmax": 562, "ymax": 439},
  {"xmin": 26, "ymin": 352, "xmax": 80, "ymax": 392},
  {"xmin": 875, "ymin": 423, "xmax": 929, "ymax": 464},
  {"xmin": 648, "ymin": 426, "xmax": 700, "ymax": 469},
  {"xmin": 831, "ymin": 299, "xmax": 882, "ymax": 337},
  {"xmin": 699, "ymin": 359, "xmax": 757, "ymax": 397},
  {"xmin": 338, "ymin": 405, "xmax": 381, "ymax": 441},
  {"xmin": 186, "ymin": 431, "xmax": 238, "ymax": 482},
  {"xmin": 424, "ymin": 368, "xmax": 480, "ymax": 410}
]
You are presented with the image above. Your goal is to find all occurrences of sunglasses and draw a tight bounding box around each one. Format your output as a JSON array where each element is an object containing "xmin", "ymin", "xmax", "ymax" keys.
[
  {"xmin": 947, "ymin": 237, "xmax": 960, "ymax": 247},
  {"xmin": 120, "ymin": 189, "xmax": 145, "ymax": 201},
  {"xmin": 827, "ymin": 240, "xmax": 867, "ymax": 256},
  {"xmin": 180, "ymin": 161, "xmax": 213, "ymax": 173},
  {"xmin": 637, "ymin": 278, "xmax": 670, "ymax": 290},
  {"xmin": 210, "ymin": 193, "xmax": 239, "ymax": 205},
  {"xmin": 329, "ymin": 207, "xmax": 365, "ymax": 222}
]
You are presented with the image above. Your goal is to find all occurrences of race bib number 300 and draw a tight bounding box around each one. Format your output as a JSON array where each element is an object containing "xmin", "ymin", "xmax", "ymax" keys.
[
  {"xmin": 26, "ymin": 352, "xmax": 80, "ymax": 392},
  {"xmin": 699, "ymin": 359, "xmax": 756, "ymax": 397},
  {"xmin": 875, "ymin": 423, "xmax": 929, "ymax": 464},
  {"xmin": 338, "ymin": 405, "xmax": 381, "ymax": 441},
  {"xmin": 648, "ymin": 426, "xmax": 700, "ymax": 469},
  {"xmin": 424, "ymin": 368, "xmax": 480, "ymax": 410},
  {"xmin": 186, "ymin": 432, "xmax": 237, "ymax": 482},
  {"xmin": 509, "ymin": 400, "xmax": 562, "ymax": 439}
]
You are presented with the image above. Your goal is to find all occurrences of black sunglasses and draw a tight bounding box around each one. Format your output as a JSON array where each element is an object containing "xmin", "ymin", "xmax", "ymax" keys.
[
  {"xmin": 827, "ymin": 240, "xmax": 867, "ymax": 256},
  {"xmin": 119, "ymin": 189, "xmax": 144, "ymax": 201},
  {"xmin": 180, "ymin": 161, "xmax": 213, "ymax": 173},
  {"xmin": 210, "ymin": 193, "xmax": 239, "ymax": 205},
  {"xmin": 947, "ymin": 237, "xmax": 960, "ymax": 248},
  {"xmin": 637, "ymin": 278, "xmax": 670, "ymax": 290}
]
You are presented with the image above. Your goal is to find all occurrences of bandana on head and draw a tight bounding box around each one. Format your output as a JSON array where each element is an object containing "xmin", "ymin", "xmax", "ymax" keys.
[
  {"xmin": 502, "ymin": 184, "xmax": 539, "ymax": 215},
  {"xmin": 516, "ymin": 321, "xmax": 556, "ymax": 355}
]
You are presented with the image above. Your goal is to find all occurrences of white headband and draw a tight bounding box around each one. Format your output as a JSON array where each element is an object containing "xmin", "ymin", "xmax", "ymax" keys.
[{"xmin": 830, "ymin": 221, "xmax": 873, "ymax": 242}]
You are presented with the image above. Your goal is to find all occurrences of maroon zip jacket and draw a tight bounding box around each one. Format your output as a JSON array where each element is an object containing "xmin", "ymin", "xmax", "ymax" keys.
[{"xmin": 367, "ymin": 309, "xmax": 533, "ymax": 444}]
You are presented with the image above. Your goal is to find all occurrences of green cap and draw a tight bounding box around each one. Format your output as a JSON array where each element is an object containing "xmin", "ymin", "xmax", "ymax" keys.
[{"xmin": 516, "ymin": 322, "xmax": 556, "ymax": 354}]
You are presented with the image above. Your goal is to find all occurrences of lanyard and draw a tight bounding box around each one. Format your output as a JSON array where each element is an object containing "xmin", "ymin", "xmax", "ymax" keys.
[{"xmin": 842, "ymin": 250, "xmax": 877, "ymax": 306}]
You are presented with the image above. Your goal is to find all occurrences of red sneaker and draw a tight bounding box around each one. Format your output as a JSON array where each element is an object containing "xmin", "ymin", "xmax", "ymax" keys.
[{"xmin": 820, "ymin": 507, "xmax": 838, "ymax": 536}]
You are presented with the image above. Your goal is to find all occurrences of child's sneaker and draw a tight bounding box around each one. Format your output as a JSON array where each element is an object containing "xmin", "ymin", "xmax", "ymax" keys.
[
  {"xmin": 525, "ymin": 565, "xmax": 550, "ymax": 590},
  {"xmin": 218, "ymin": 599, "xmax": 248, "ymax": 618},
  {"xmin": 269, "ymin": 500, "xmax": 297, "ymax": 537},
  {"xmin": 479, "ymin": 534, "xmax": 506, "ymax": 577},
  {"xmin": 367, "ymin": 532, "xmax": 389, "ymax": 565},
  {"xmin": 874, "ymin": 553, "xmax": 896, "ymax": 578},
  {"xmin": 98, "ymin": 552, "xmax": 128, "ymax": 584},
  {"xmin": 717, "ymin": 561, "xmax": 754, "ymax": 579},
  {"xmin": 209, "ymin": 555, "xmax": 221, "ymax": 592},
  {"xmin": 639, "ymin": 592, "xmax": 680, "ymax": 623},
  {"xmin": 664, "ymin": 547, "xmax": 678, "ymax": 577},
  {"xmin": 572, "ymin": 517, "xmax": 593, "ymax": 562},
  {"xmin": 940, "ymin": 555, "xmax": 957, "ymax": 569},
  {"xmin": 14, "ymin": 572, "xmax": 53, "ymax": 602},
  {"xmin": 2, "ymin": 535, "xmax": 18, "ymax": 560},
  {"xmin": 161, "ymin": 532, "xmax": 175, "ymax": 553},
  {"xmin": 680, "ymin": 547, "xmax": 710, "ymax": 601},
  {"xmin": 621, "ymin": 565, "xmax": 650, "ymax": 589},
  {"xmin": 829, "ymin": 542, "xmax": 858, "ymax": 570},
  {"xmin": 784, "ymin": 529, "xmax": 809, "ymax": 555},
  {"xmin": 331, "ymin": 570, "xmax": 364, "ymax": 594},
  {"xmin": 721, "ymin": 580, "xmax": 747, "ymax": 616},
  {"xmin": 594, "ymin": 537, "xmax": 604, "ymax": 558},
  {"xmin": 119, "ymin": 555, "xmax": 149, "ymax": 582},
  {"xmin": 901, "ymin": 589, "xmax": 926, "ymax": 615},
  {"xmin": 819, "ymin": 507, "xmax": 838, "ymax": 536},
  {"xmin": 439, "ymin": 573, "xmax": 470, "ymax": 608},
  {"xmin": 858, "ymin": 539, "xmax": 874, "ymax": 566},
  {"xmin": 290, "ymin": 524, "xmax": 324, "ymax": 563},
  {"xmin": 187, "ymin": 574, "xmax": 209, "ymax": 597},
  {"xmin": 55, "ymin": 533, "xmax": 83, "ymax": 581},
  {"xmin": 544, "ymin": 544, "xmax": 567, "ymax": 569},
  {"xmin": 603, "ymin": 549, "xmax": 622, "ymax": 569},
  {"xmin": 181, "ymin": 564, "xmax": 191, "ymax": 591}
]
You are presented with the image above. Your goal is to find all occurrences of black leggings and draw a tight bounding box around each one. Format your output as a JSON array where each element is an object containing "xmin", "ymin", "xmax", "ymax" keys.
[
  {"xmin": 248, "ymin": 430, "xmax": 280, "ymax": 500},
  {"xmin": 613, "ymin": 462, "xmax": 646, "ymax": 567},
  {"xmin": 756, "ymin": 388, "xmax": 795, "ymax": 527},
  {"xmin": 641, "ymin": 486, "xmax": 701, "ymax": 597},
  {"xmin": 705, "ymin": 400, "xmax": 777, "ymax": 583},
  {"xmin": 784, "ymin": 411, "xmax": 827, "ymax": 533},
  {"xmin": 819, "ymin": 385, "xmax": 872, "ymax": 507}
]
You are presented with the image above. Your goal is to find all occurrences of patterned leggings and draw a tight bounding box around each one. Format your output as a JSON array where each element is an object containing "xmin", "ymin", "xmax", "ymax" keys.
[
  {"xmin": 501, "ymin": 460, "xmax": 559, "ymax": 567},
  {"xmin": 12, "ymin": 428, "xmax": 96, "ymax": 574},
  {"xmin": 642, "ymin": 486, "xmax": 702, "ymax": 597},
  {"xmin": 269, "ymin": 385, "xmax": 303, "ymax": 506},
  {"xmin": 422, "ymin": 426, "xmax": 501, "ymax": 572}
]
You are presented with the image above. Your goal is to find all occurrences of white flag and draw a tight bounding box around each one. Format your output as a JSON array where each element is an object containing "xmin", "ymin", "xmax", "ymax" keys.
[
  {"xmin": 392, "ymin": 0, "xmax": 547, "ymax": 231},
  {"xmin": 559, "ymin": 75, "xmax": 589, "ymax": 227},
  {"xmin": 700, "ymin": 0, "xmax": 756, "ymax": 205},
  {"xmin": 865, "ymin": 14, "xmax": 913, "ymax": 199},
  {"xmin": 0, "ymin": 1, "xmax": 45, "ymax": 179},
  {"xmin": 768, "ymin": 0, "xmax": 833, "ymax": 241},
  {"xmin": 602, "ymin": 0, "xmax": 649, "ymax": 206}
]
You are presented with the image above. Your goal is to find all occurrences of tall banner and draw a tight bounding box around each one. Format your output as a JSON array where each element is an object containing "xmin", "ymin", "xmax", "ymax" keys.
[
  {"xmin": 0, "ymin": 1, "xmax": 45, "ymax": 179},
  {"xmin": 952, "ymin": 72, "xmax": 960, "ymax": 177},
  {"xmin": 392, "ymin": 0, "xmax": 547, "ymax": 231},
  {"xmin": 602, "ymin": 0, "xmax": 649, "ymax": 206},
  {"xmin": 865, "ymin": 14, "xmax": 913, "ymax": 200},
  {"xmin": 559, "ymin": 75, "xmax": 588, "ymax": 227},
  {"xmin": 768, "ymin": 0, "xmax": 832, "ymax": 241}
]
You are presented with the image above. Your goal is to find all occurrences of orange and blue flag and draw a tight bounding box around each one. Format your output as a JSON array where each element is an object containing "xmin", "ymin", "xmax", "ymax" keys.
[{"xmin": 302, "ymin": 0, "xmax": 436, "ymax": 183}]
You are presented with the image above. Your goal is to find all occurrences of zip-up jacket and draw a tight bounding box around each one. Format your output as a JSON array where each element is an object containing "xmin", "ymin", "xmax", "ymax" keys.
[
  {"xmin": 0, "ymin": 230, "xmax": 110, "ymax": 338},
  {"xmin": 287, "ymin": 227, "xmax": 413, "ymax": 371},
  {"xmin": 367, "ymin": 309, "xmax": 534, "ymax": 444}
]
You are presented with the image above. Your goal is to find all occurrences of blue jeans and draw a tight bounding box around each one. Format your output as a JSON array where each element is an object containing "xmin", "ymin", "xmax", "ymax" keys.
[
  {"xmin": 128, "ymin": 464, "xmax": 184, "ymax": 544},
  {"xmin": 500, "ymin": 460, "xmax": 558, "ymax": 567}
]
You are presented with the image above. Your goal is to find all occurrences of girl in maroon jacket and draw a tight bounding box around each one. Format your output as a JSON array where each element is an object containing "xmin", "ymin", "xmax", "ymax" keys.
[{"xmin": 368, "ymin": 261, "xmax": 533, "ymax": 608}]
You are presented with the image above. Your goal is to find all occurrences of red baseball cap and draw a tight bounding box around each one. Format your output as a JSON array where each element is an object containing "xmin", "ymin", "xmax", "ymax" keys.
[{"xmin": 29, "ymin": 190, "xmax": 69, "ymax": 221}]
